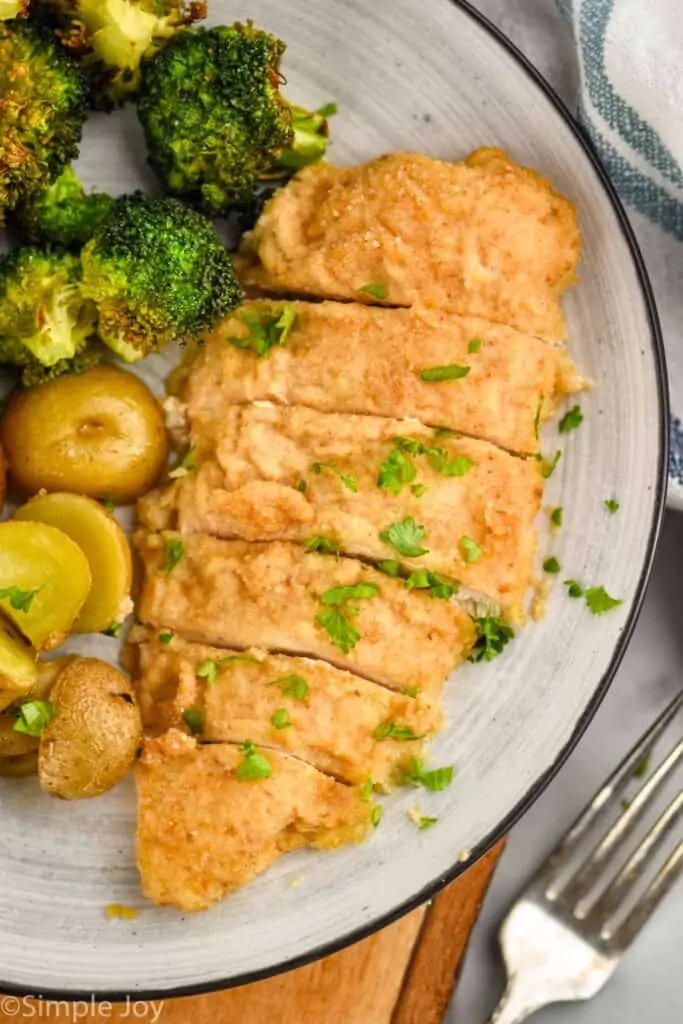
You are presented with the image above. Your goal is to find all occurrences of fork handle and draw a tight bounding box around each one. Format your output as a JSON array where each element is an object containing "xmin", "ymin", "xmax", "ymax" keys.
[{"xmin": 488, "ymin": 979, "xmax": 544, "ymax": 1024}]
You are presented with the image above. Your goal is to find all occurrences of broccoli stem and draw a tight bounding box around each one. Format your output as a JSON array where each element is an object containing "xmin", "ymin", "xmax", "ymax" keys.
[{"xmin": 269, "ymin": 103, "xmax": 334, "ymax": 175}]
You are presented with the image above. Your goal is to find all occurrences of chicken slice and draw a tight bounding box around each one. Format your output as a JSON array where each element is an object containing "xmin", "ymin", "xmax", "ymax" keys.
[
  {"xmin": 139, "ymin": 406, "xmax": 541, "ymax": 622},
  {"xmin": 130, "ymin": 629, "xmax": 441, "ymax": 789},
  {"xmin": 237, "ymin": 149, "xmax": 580, "ymax": 341},
  {"xmin": 134, "ymin": 532, "xmax": 476, "ymax": 698},
  {"xmin": 136, "ymin": 729, "xmax": 372, "ymax": 911},
  {"xmin": 186, "ymin": 300, "xmax": 581, "ymax": 456}
]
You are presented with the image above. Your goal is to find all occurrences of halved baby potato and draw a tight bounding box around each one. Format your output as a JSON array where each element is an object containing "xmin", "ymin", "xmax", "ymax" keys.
[
  {"xmin": 0, "ymin": 619, "xmax": 39, "ymax": 713},
  {"xmin": 14, "ymin": 493, "xmax": 133, "ymax": 635},
  {"xmin": 0, "ymin": 521, "xmax": 91, "ymax": 651}
]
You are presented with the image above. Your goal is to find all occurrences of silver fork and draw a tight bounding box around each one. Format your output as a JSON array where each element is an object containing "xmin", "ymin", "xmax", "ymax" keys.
[{"xmin": 488, "ymin": 690, "xmax": 683, "ymax": 1024}]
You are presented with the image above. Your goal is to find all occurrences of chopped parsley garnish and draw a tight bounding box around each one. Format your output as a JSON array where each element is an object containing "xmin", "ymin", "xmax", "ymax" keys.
[
  {"xmin": 296, "ymin": 479, "xmax": 308, "ymax": 493},
  {"xmin": 311, "ymin": 461, "xmax": 357, "ymax": 492},
  {"xmin": 543, "ymin": 557, "xmax": 561, "ymax": 574},
  {"xmin": 322, "ymin": 583, "xmax": 379, "ymax": 606},
  {"xmin": 418, "ymin": 816, "xmax": 438, "ymax": 830},
  {"xmin": 358, "ymin": 283, "xmax": 388, "ymax": 300},
  {"xmin": 467, "ymin": 337, "xmax": 482, "ymax": 353},
  {"xmin": 604, "ymin": 499, "xmax": 620, "ymax": 514},
  {"xmin": 468, "ymin": 617, "xmax": 515, "ymax": 663},
  {"xmin": 411, "ymin": 483, "xmax": 428, "ymax": 498},
  {"xmin": 271, "ymin": 708, "xmax": 291, "ymax": 730},
  {"xmin": 316, "ymin": 583, "xmax": 379, "ymax": 653},
  {"xmin": 433, "ymin": 426, "xmax": 458, "ymax": 439},
  {"xmin": 196, "ymin": 658, "xmax": 220, "ymax": 685},
  {"xmin": 404, "ymin": 570, "xmax": 457, "ymax": 600},
  {"xmin": 419, "ymin": 364, "xmax": 470, "ymax": 383},
  {"xmin": 13, "ymin": 700, "xmax": 54, "ymax": 737},
  {"xmin": 380, "ymin": 517, "xmax": 429, "ymax": 558},
  {"xmin": 550, "ymin": 507, "xmax": 564, "ymax": 528},
  {"xmin": 182, "ymin": 708, "xmax": 203, "ymax": 735},
  {"xmin": 317, "ymin": 101, "xmax": 339, "ymax": 117},
  {"xmin": 360, "ymin": 777, "xmax": 374, "ymax": 801},
  {"xmin": 377, "ymin": 560, "xmax": 401, "ymax": 577},
  {"xmin": 158, "ymin": 631, "xmax": 174, "ymax": 644},
  {"xmin": 402, "ymin": 757, "xmax": 454, "ymax": 791},
  {"xmin": 539, "ymin": 449, "xmax": 562, "ymax": 479},
  {"xmin": 234, "ymin": 305, "xmax": 297, "ymax": 358},
  {"xmin": 403, "ymin": 685, "xmax": 421, "ymax": 698},
  {"xmin": 304, "ymin": 536, "xmax": 341, "ymax": 556},
  {"xmin": 270, "ymin": 674, "xmax": 309, "ymax": 700},
  {"xmin": 585, "ymin": 586, "xmax": 622, "ymax": 615},
  {"xmin": 236, "ymin": 741, "xmax": 273, "ymax": 781},
  {"xmin": 169, "ymin": 447, "xmax": 197, "ymax": 479},
  {"xmin": 102, "ymin": 497, "xmax": 115, "ymax": 514},
  {"xmin": 373, "ymin": 721, "xmax": 424, "ymax": 742},
  {"xmin": 103, "ymin": 621, "xmax": 123, "ymax": 638},
  {"xmin": 459, "ymin": 536, "xmax": 482, "ymax": 563},
  {"xmin": 559, "ymin": 405, "xmax": 584, "ymax": 433},
  {"xmin": 428, "ymin": 452, "xmax": 473, "ymax": 477},
  {"xmin": 315, "ymin": 609, "xmax": 360, "ymax": 653},
  {"xmin": 564, "ymin": 579, "xmax": 584, "ymax": 598},
  {"xmin": 162, "ymin": 537, "xmax": 184, "ymax": 573},
  {"xmin": 372, "ymin": 804, "xmax": 383, "ymax": 827},
  {"xmin": 0, "ymin": 586, "xmax": 38, "ymax": 613},
  {"xmin": 378, "ymin": 448, "xmax": 417, "ymax": 495},
  {"xmin": 533, "ymin": 397, "xmax": 543, "ymax": 440}
]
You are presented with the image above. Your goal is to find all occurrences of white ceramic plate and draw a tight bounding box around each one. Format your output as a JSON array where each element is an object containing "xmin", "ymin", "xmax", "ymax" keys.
[{"xmin": 0, "ymin": 0, "xmax": 668, "ymax": 999}]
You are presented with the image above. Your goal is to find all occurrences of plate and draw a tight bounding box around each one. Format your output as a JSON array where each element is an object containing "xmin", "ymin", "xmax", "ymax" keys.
[{"xmin": 0, "ymin": 0, "xmax": 668, "ymax": 999}]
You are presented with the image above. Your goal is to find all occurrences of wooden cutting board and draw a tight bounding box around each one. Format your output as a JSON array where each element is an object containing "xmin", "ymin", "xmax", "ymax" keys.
[{"xmin": 0, "ymin": 842, "xmax": 503, "ymax": 1024}]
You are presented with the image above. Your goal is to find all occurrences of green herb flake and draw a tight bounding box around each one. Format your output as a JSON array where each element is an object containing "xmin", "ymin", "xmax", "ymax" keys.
[
  {"xmin": 459, "ymin": 536, "xmax": 482, "ymax": 564},
  {"xmin": 468, "ymin": 617, "xmax": 515, "ymax": 663},
  {"xmin": 419, "ymin": 364, "xmax": 470, "ymax": 383},
  {"xmin": 270, "ymin": 674, "xmax": 309, "ymax": 701},
  {"xmin": 405, "ymin": 570, "xmax": 457, "ymax": 600},
  {"xmin": 103, "ymin": 621, "xmax": 123, "ymax": 638},
  {"xmin": 559, "ymin": 405, "xmax": 584, "ymax": 434},
  {"xmin": 102, "ymin": 497, "xmax": 115, "ymax": 514},
  {"xmin": 317, "ymin": 101, "xmax": 339, "ymax": 118},
  {"xmin": 182, "ymin": 708, "xmax": 203, "ymax": 735},
  {"xmin": 564, "ymin": 579, "xmax": 584, "ymax": 598},
  {"xmin": 585, "ymin": 586, "xmax": 623, "ymax": 616},
  {"xmin": 196, "ymin": 658, "xmax": 220, "ymax": 685},
  {"xmin": 604, "ymin": 499, "xmax": 620, "ymax": 514},
  {"xmin": 403, "ymin": 685, "xmax": 421, "ymax": 698},
  {"xmin": 380, "ymin": 517, "xmax": 429, "ymax": 558},
  {"xmin": 373, "ymin": 721, "xmax": 424, "ymax": 742},
  {"xmin": 169, "ymin": 447, "xmax": 197, "ymax": 479},
  {"xmin": 539, "ymin": 449, "xmax": 562, "ymax": 479},
  {"xmin": 235, "ymin": 305, "xmax": 298, "ymax": 358},
  {"xmin": 411, "ymin": 483, "xmax": 428, "ymax": 498},
  {"xmin": 296, "ymin": 479, "xmax": 308, "ymax": 493},
  {"xmin": 550, "ymin": 507, "xmax": 564, "ymax": 528},
  {"xmin": 158, "ymin": 631, "xmax": 174, "ymax": 644},
  {"xmin": 316, "ymin": 608, "xmax": 360, "ymax": 653},
  {"xmin": 360, "ymin": 777, "xmax": 374, "ymax": 802},
  {"xmin": 303, "ymin": 535, "xmax": 341, "ymax": 556},
  {"xmin": 162, "ymin": 537, "xmax": 184, "ymax": 573},
  {"xmin": 533, "ymin": 397, "xmax": 544, "ymax": 440},
  {"xmin": 372, "ymin": 804, "xmax": 384, "ymax": 827},
  {"xmin": 311, "ymin": 461, "xmax": 358, "ymax": 492},
  {"xmin": 633, "ymin": 752, "xmax": 651, "ymax": 779},
  {"xmin": 358, "ymin": 283, "xmax": 388, "ymax": 300},
  {"xmin": 467, "ymin": 337, "xmax": 482, "ymax": 353},
  {"xmin": 418, "ymin": 816, "xmax": 438, "ymax": 830},
  {"xmin": 0, "ymin": 586, "xmax": 39, "ymax": 613},
  {"xmin": 321, "ymin": 583, "xmax": 379, "ymax": 606},
  {"xmin": 543, "ymin": 556, "xmax": 561, "ymax": 574},
  {"xmin": 378, "ymin": 448, "xmax": 417, "ymax": 495},
  {"xmin": 317, "ymin": 583, "xmax": 379, "ymax": 653},
  {"xmin": 271, "ymin": 707, "xmax": 291, "ymax": 730},
  {"xmin": 402, "ymin": 757, "xmax": 454, "ymax": 791},
  {"xmin": 377, "ymin": 560, "xmax": 401, "ymax": 577},
  {"xmin": 236, "ymin": 740, "xmax": 273, "ymax": 781},
  {"xmin": 13, "ymin": 700, "xmax": 55, "ymax": 738},
  {"xmin": 433, "ymin": 426, "xmax": 458, "ymax": 440}
]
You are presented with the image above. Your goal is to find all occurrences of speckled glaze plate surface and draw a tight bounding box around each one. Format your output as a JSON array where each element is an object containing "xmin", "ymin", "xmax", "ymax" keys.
[{"xmin": 0, "ymin": 0, "xmax": 668, "ymax": 1000}]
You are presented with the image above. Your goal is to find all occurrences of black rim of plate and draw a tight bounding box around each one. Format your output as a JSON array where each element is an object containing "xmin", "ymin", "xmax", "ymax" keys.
[{"xmin": 0, "ymin": 0, "xmax": 669, "ymax": 1002}]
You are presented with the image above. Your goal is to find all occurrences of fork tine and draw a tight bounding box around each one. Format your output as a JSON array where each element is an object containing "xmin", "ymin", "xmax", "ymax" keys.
[
  {"xmin": 608, "ymin": 840, "xmax": 683, "ymax": 948},
  {"xmin": 576, "ymin": 788, "xmax": 683, "ymax": 921},
  {"xmin": 541, "ymin": 690, "xmax": 683, "ymax": 896},
  {"xmin": 552, "ymin": 736, "xmax": 683, "ymax": 906}
]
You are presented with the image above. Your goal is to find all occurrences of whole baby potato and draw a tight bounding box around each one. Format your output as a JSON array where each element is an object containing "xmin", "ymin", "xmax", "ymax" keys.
[
  {"xmin": 39, "ymin": 657, "xmax": 142, "ymax": 800},
  {"xmin": 0, "ymin": 751, "xmax": 38, "ymax": 778},
  {"xmin": 0, "ymin": 714, "xmax": 39, "ymax": 758},
  {"xmin": 0, "ymin": 365, "xmax": 168, "ymax": 503},
  {"xmin": 0, "ymin": 441, "xmax": 5, "ymax": 510}
]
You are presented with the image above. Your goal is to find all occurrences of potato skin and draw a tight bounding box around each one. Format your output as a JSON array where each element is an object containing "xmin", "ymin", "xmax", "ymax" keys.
[
  {"xmin": 0, "ymin": 715, "xmax": 39, "ymax": 758},
  {"xmin": 0, "ymin": 751, "xmax": 38, "ymax": 777},
  {"xmin": 0, "ymin": 365, "xmax": 168, "ymax": 503},
  {"xmin": 39, "ymin": 657, "xmax": 142, "ymax": 800},
  {"xmin": 0, "ymin": 442, "xmax": 5, "ymax": 511}
]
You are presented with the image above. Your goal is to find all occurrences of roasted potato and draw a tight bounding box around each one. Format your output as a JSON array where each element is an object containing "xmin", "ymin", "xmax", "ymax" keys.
[
  {"xmin": 15, "ymin": 493, "xmax": 133, "ymax": 634},
  {"xmin": 39, "ymin": 657, "xmax": 142, "ymax": 800},
  {"xmin": 0, "ymin": 714, "xmax": 40, "ymax": 758},
  {"xmin": 0, "ymin": 441, "xmax": 6, "ymax": 511},
  {"xmin": 0, "ymin": 521, "xmax": 91, "ymax": 651},
  {"xmin": 0, "ymin": 618, "xmax": 39, "ymax": 712},
  {"xmin": 0, "ymin": 751, "xmax": 38, "ymax": 778},
  {"xmin": 0, "ymin": 365, "xmax": 169, "ymax": 503}
]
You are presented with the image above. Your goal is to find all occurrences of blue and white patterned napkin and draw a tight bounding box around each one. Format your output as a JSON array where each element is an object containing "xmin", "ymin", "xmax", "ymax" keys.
[{"xmin": 557, "ymin": 0, "xmax": 683, "ymax": 506}]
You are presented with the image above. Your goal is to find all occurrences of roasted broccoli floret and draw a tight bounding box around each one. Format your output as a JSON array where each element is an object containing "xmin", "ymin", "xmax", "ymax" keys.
[
  {"xmin": 0, "ymin": 21, "xmax": 87, "ymax": 214},
  {"xmin": 81, "ymin": 192, "xmax": 242, "ymax": 362},
  {"xmin": 137, "ymin": 23, "xmax": 333, "ymax": 215},
  {"xmin": 0, "ymin": 0, "xmax": 30, "ymax": 19},
  {"xmin": 40, "ymin": 0, "xmax": 206, "ymax": 109},
  {"xmin": 18, "ymin": 166, "xmax": 114, "ymax": 248},
  {"xmin": 0, "ymin": 248, "xmax": 98, "ymax": 384},
  {"xmin": 3, "ymin": 339, "xmax": 104, "ymax": 387}
]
